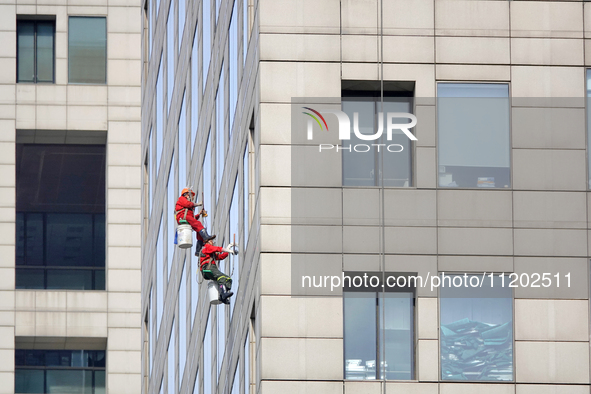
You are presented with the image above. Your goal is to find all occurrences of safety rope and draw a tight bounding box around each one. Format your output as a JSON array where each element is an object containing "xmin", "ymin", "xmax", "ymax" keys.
[{"xmin": 229, "ymin": 234, "xmax": 236, "ymax": 277}]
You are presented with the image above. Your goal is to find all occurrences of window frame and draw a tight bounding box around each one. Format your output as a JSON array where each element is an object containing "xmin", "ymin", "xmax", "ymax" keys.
[
  {"xmin": 343, "ymin": 272, "xmax": 416, "ymax": 382},
  {"xmin": 16, "ymin": 18, "xmax": 56, "ymax": 84},
  {"xmin": 67, "ymin": 16, "xmax": 107, "ymax": 85},
  {"xmin": 438, "ymin": 272, "xmax": 515, "ymax": 382},
  {"xmin": 436, "ymin": 81, "xmax": 512, "ymax": 190},
  {"xmin": 341, "ymin": 87, "xmax": 416, "ymax": 189},
  {"xmin": 586, "ymin": 69, "xmax": 591, "ymax": 190},
  {"xmin": 15, "ymin": 142, "xmax": 106, "ymax": 291},
  {"xmin": 15, "ymin": 349, "xmax": 106, "ymax": 394}
]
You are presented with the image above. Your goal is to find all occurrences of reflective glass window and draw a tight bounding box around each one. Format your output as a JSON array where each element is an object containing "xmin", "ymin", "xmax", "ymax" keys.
[
  {"xmin": 15, "ymin": 350, "xmax": 105, "ymax": 394},
  {"xmin": 16, "ymin": 144, "xmax": 105, "ymax": 290},
  {"xmin": 168, "ymin": 319, "xmax": 176, "ymax": 394},
  {"xmin": 178, "ymin": 0, "xmax": 185, "ymax": 51},
  {"xmin": 204, "ymin": 319, "xmax": 211, "ymax": 394},
  {"xmin": 342, "ymin": 91, "xmax": 414, "ymax": 187},
  {"xmin": 167, "ymin": 1, "xmax": 175, "ymax": 113},
  {"xmin": 440, "ymin": 274, "xmax": 513, "ymax": 381},
  {"xmin": 437, "ymin": 83, "xmax": 511, "ymax": 188},
  {"xmin": 179, "ymin": 262, "xmax": 187, "ymax": 384},
  {"xmin": 216, "ymin": 66, "xmax": 225, "ymax": 199},
  {"xmin": 203, "ymin": 0, "xmax": 211, "ymax": 94},
  {"xmin": 167, "ymin": 153, "xmax": 175, "ymax": 281},
  {"xmin": 229, "ymin": 6, "xmax": 237, "ymax": 130},
  {"xmin": 344, "ymin": 284, "xmax": 414, "ymax": 380},
  {"xmin": 17, "ymin": 20, "xmax": 55, "ymax": 83},
  {"xmin": 68, "ymin": 17, "xmax": 106, "ymax": 84},
  {"xmin": 191, "ymin": 28, "xmax": 199, "ymax": 157}
]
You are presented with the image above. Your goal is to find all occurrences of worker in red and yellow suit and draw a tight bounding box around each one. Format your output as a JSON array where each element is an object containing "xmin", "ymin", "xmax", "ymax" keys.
[
  {"xmin": 175, "ymin": 188, "xmax": 215, "ymax": 252},
  {"xmin": 199, "ymin": 238, "xmax": 238, "ymax": 304}
]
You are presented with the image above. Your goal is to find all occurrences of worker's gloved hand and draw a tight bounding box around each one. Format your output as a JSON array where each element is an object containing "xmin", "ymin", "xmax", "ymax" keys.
[
  {"xmin": 224, "ymin": 243, "xmax": 239, "ymax": 255},
  {"xmin": 195, "ymin": 202, "xmax": 203, "ymax": 206}
]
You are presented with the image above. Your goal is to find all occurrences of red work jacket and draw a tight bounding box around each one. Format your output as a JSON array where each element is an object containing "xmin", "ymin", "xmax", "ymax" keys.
[
  {"xmin": 199, "ymin": 244, "xmax": 228, "ymax": 269},
  {"xmin": 175, "ymin": 196, "xmax": 199, "ymax": 222}
]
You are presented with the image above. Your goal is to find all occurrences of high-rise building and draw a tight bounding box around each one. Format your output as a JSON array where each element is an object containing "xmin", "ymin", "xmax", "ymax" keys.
[
  {"xmin": 143, "ymin": 1, "xmax": 591, "ymax": 394},
  {"xmin": 2, "ymin": 0, "xmax": 143, "ymax": 393}
]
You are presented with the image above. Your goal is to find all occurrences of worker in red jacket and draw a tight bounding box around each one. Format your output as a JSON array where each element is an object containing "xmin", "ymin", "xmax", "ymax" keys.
[
  {"xmin": 199, "ymin": 238, "xmax": 238, "ymax": 304},
  {"xmin": 175, "ymin": 188, "xmax": 215, "ymax": 250}
]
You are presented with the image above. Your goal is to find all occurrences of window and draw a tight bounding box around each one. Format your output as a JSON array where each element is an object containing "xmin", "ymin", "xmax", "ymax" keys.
[
  {"xmin": 156, "ymin": 216, "xmax": 164, "ymax": 336},
  {"xmin": 231, "ymin": 360, "xmax": 239, "ymax": 394},
  {"xmin": 191, "ymin": 131, "xmax": 202, "ymax": 326},
  {"xmin": 167, "ymin": 154, "xmax": 176, "ymax": 281},
  {"xmin": 148, "ymin": 0, "xmax": 153, "ymax": 58},
  {"xmin": 437, "ymin": 83, "xmax": 510, "ymax": 188},
  {"xmin": 68, "ymin": 17, "xmax": 106, "ymax": 84},
  {"xmin": 204, "ymin": 319, "xmax": 212, "ymax": 394},
  {"xmin": 148, "ymin": 127, "xmax": 153, "ymax": 216},
  {"xmin": 17, "ymin": 19, "xmax": 55, "ymax": 83},
  {"xmin": 179, "ymin": 92, "xmax": 187, "ymax": 188},
  {"xmin": 15, "ymin": 350, "xmax": 105, "ymax": 394},
  {"xmin": 587, "ymin": 70, "xmax": 591, "ymax": 188},
  {"xmin": 243, "ymin": 0, "xmax": 248, "ymax": 64},
  {"xmin": 343, "ymin": 274, "xmax": 414, "ymax": 380},
  {"xmin": 229, "ymin": 179, "xmax": 239, "ymax": 319},
  {"xmin": 202, "ymin": 131, "xmax": 212, "ymax": 220},
  {"xmin": 157, "ymin": 57, "xmax": 163, "ymax": 172},
  {"xmin": 440, "ymin": 274, "xmax": 513, "ymax": 381},
  {"xmin": 178, "ymin": 0, "xmax": 185, "ymax": 52},
  {"xmin": 243, "ymin": 121, "xmax": 252, "ymax": 247},
  {"xmin": 16, "ymin": 143, "xmax": 105, "ymax": 290},
  {"xmin": 203, "ymin": 0, "xmax": 211, "ymax": 94},
  {"xmin": 243, "ymin": 331, "xmax": 249, "ymax": 394},
  {"xmin": 191, "ymin": 27, "xmax": 199, "ymax": 157},
  {"xmin": 229, "ymin": 6, "xmax": 237, "ymax": 130},
  {"xmin": 168, "ymin": 319, "xmax": 176, "ymax": 394},
  {"xmin": 190, "ymin": 238, "xmax": 199, "ymax": 329},
  {"xmin": 192, "ymin": 368, "xmax": 199, "ymax": 394},
  {"xmin": 167, "ymin": 1, "xmax": 175, "ymax": 113},
  {"xmin": 245, "ymin": 313, "xmax": 255, "ymax": 394},
  {"xmin": 216, "ymin": 66, "xmax": 225, "ymax": 200},
  {"xmin": 217, "ymin": 299, "xmax": 225, "ymax": 376},
  {"xmin": 342, "ymin": 81, "xmax": 415, "ymax": 187},
  {"xmin": 179, "ymin": 261, "xmax": 187, "ymax": 386},
  {"xmin": 148, "ymin": 287, "xmax": 153, "ymax": 375}
]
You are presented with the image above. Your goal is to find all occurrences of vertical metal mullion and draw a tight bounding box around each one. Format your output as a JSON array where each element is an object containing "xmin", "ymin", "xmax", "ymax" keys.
[
  {"xmin": 43, "ymin": 213, "xmax": 47, "ymax": 289},
  {"xmin": 375, "ymin": 294, "xmax": 380, "ymax": 380},
  {"xmin": 23, "ymin": 213, "xmax": 27, "ymax": 266},
  {"xmin": 33, "ymin": 21, "xmax": 37, "ymax": 83},
  {"xmin": 91, "ymin": 213, "xmax": 95, "ymax": 290},
  {"xmin": 411, "ymin": 292, "xmax": 416, "ymax": 380},
  {"xmin": 52, "ymin": 21, "xmax": 55, "ymax": 83}
]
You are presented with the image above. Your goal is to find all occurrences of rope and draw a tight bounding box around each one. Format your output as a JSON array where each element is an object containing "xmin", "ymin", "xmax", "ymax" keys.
[{"xmin": 229, "ymin": 234, "xmax": 236, "ymax": 276}]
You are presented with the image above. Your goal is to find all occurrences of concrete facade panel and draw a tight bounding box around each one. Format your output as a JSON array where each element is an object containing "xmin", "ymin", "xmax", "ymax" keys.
[{"xmin": 515, "ymin": 341, "xmax": 589, "ymax": 383}]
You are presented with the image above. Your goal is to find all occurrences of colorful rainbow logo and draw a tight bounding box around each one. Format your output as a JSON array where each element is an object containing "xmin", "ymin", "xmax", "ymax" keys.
[{"xmin": 302, "ymin": 107, "xmax": 329, "ymax": 131}]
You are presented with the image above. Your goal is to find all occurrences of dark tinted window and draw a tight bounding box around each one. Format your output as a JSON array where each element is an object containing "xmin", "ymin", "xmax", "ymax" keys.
[
  {"xmin": 17, "ymin": 19, "xmax": 55, "ymax": 83},
  {"xmin": 16, "ymin": 144, "xmax": 106, "ymax": 290}
]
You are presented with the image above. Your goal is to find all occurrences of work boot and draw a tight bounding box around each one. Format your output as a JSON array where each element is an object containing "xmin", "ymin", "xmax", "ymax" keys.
[
  {"xmin": 218, "ymin": 284, "xmax": 233, "ymax": 304},
  {"xmin": 195, "ymin": 239, "xmax": 204, "ymax": 256},
  {"xmin": 198, "ymin": 229, "xmax": 216, "ymax": 242}
]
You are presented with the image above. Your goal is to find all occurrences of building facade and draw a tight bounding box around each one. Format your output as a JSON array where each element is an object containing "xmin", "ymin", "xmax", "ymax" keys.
[
  {"xmin": 143, "ymin": 1, "xmax": 591, "ymax": 394},
  {"xmin": 1, "ymin": 0, "xmax": 143, "ymax": 392}
]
